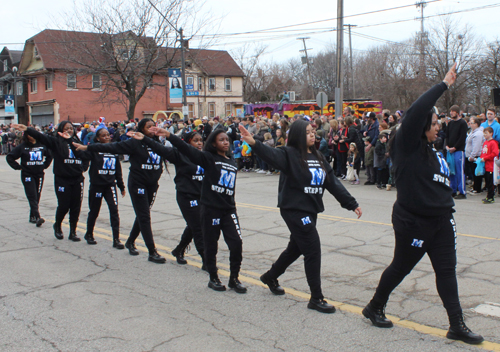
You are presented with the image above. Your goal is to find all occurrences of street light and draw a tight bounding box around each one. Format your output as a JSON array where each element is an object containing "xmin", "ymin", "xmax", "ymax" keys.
[{"xmin": 12, "ymin": 66, "xmax": 18, "ymax": 123}]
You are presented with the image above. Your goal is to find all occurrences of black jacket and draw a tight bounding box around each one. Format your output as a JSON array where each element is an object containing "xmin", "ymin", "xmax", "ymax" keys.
[
  {"xmin": 80, "ymin": 150, "xmax": 125, "ymax": 191},
  {"xmin": 7, "ymin": 142, "xmax": 53, "ymax": 175},
  {"xmin": 392, "ymin": 82, "xmax": 454, "ymax": 216},
  {"xmin": 252, "ymin": 141, "xmax": 359, "ymax": 213},
  {"xmin": 26, "ymin": 128, "xmax": 88, "ymax": 179},
  {"xmin": 167, "ymin": 134, "xmax": 237, "ymax": 210},
  {"xmin": 142, "ymin": 137, "xmax": 203, "ymax": 199}
]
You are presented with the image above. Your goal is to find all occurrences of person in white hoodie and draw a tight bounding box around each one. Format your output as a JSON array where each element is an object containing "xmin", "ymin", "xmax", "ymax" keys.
[{"xmin": 465, "ymin": 116, "xmax": 485, "ymax": 194}]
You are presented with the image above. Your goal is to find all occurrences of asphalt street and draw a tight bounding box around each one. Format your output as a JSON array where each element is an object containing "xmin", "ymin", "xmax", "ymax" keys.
[{"xmin": 0, "ymin": 156, "xmax": 499, "ymax": 352}]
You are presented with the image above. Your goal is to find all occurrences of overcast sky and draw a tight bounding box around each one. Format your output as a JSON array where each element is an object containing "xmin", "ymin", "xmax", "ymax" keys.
[{"xmin": 2, "ymin": 0, "xmax": 499, "ymax": 62}]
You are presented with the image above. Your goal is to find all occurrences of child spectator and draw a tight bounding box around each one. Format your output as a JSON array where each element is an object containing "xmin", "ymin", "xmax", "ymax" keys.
[
  {"xmin": 363, "ymin": 136, "xmax": 375, "ymax": 185},
  {"xmin": 374, "ymin": 133, "xmax": 389, "ymax": 189},
  {"xmin": 263, "ymin": 133, "xmax": 275, "ymax": 175},
  {"xmin": 479, "ymin": 126, "xmax": 499, "ymax": 204},
  {"xmin": 233, "ymin": 140, "xmax": 242, "ymax": 170},
  {"xmin": 241, "ymin": 140, "xmax": 253, "ymax": 172},
  {"xmin": 347, "ymin": 142, "xmax": 360, "ymax": 184},
  {"xmin": 275, "ymin": 128, "xmax": 286, "ymax": 148}
]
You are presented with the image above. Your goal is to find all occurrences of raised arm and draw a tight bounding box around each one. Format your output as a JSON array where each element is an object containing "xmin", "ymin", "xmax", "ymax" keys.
[
  {"xmin": 167, "ymin": 134, "xmax": 211, "ymax": 167},
  {"xmin": 398, "ymin": 64, "xmax": 456, "ymax": 153},
  {"xmin": 12, "ymin": 125, "xmax": 58, "ymax": 150},
  {"xmin": 84, "ymin": 139, "xmax": 135, "ymax": 155},
  {"xmin": 141, "ymin": 136, "xmax": 180, "ymax": 164},
  {"xmin": 239, "ymin": 124, "xmax": 290, "ymax": 172}
]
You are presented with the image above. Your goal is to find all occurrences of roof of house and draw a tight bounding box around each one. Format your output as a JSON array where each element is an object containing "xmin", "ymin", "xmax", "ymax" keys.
[{"xmin": 20, "ymin": 29, "xmax": 244, "ymax": 77}]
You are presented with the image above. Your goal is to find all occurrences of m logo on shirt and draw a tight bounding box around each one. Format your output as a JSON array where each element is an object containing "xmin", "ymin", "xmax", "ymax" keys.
[
  {"xmin": 68, "ymin": 147, "xmax": 75, "ymax": 159},
  {"xmin": 96, "ymin": 193, "xmax": 102, "ymax": 198},
  {"xmin": 218, "ymin": 170, "xmax": 235, "ymax": 189},
  {"xmin": 147, "ymin": 151, "xmax": 161, "ymax": 164},
  {"xmin": 435, "ymin": 152, "xmax": 450, "ymax": 177},
  {"xmin": 29, "ymin": 151, "xmax": 42, "ymax": 161},
  {"xmin": 102, "ymin": 157, "xmax": 116, "ymax": 170},
  {"xmin": 25, "ymin": 177, "xmax": 31, "ymax": 182},
  {"xmin": 411, "ymin": 239, "xmax": 424, "ymax": 248},
  {"xmin": 196, "ymin": 166, "xmax": 204, "ymax": 175},
  {"xmin": 301, "ymin": 216, "xmax": 312, "ymax": 225},
  {"xmin": 212, "ymin": 218, "xmax": 220, "ymax": 225},
  {"xmin": 309, "ymin": 168, "xmax": 326, "ymax": 186},
  {"xmin": 58, "ymin": 187, "xmax": 65, "ymax": 192},
  {"xmin": 138, "ymin": 188, "xmax": 145, "ymax": 194},
  {"xmin": 190, "ymin": 200, "xmax": 198, "ymax": 207}
]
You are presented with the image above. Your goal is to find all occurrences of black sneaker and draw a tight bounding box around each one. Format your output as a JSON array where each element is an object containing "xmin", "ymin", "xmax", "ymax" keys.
[
  {"xmin": 364, "ymin": 181, "xmax": 375, "ymax": 185},
  {"xmin": 29, "ymin": 216, "xmax": 37, "ymax": 224},
  {"xmin": 148, "ymin": 250, "xmax": 166, "ymax": 264},
  {"xmin": 307, "ymin": 298, "xmax": 336, "ymax": 314},
  {"xmin": 208, "ymin": 277, "xmax": 226, "ymax": 291},
  {"xmin": 228, "ymin": 277, "xmax": 247, "ymax": 294},
  {"xmin": 260, "ymin": 273, "xmax": 285, "ymax": 295},
  {"xmin": 113, "ymin": 239, "xmax": 125, "ymax": 249},
  {"xmin": 362, "ymin": 302, "xmax": 393, "ymax": 328},
  {"xmin": 36, "ymin": 218, "xmax": 45, "ymax": 227},
  {"xmin": 125, "ymin": 241, "xmax": 139, "ymax": 256},
  {"xmin": 482, "ymin": 198, "xmax": 495, "ymax": 204},
  {"xmin": 53, "ymin": 223, "xmax": 63, "ymax": 240},
  {"xmin": 84, "ymin": 233, "xmax": 97, "ymax": 245},
  {"xmin": 171, "ymin": 247, "xmax": 187, "ymax": 265},
  {"xmin": 454, "ymin": 193, "xmax": 467, "ymax": 199}
]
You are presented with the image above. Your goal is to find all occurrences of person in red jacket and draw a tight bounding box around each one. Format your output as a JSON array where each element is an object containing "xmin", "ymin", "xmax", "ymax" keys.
[{"xmin": 479, "ymin": 126, "xmax": 499, "ymax": 204}]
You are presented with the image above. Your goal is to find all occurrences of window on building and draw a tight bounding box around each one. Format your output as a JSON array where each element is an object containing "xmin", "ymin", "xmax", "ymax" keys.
[
  {"xmin": 186, "ymin": 76, "xmax": 194, "ymax": 89},
  {"xmin": 16, "ymin": 82, "xmax": 23, "ymax": 95},
  {"xmin": 188, "ymin": 103, "xmax": 194, "ymax": 119},
  {"xmin": 225, "ymin": 78, "xmax": 232, "ymax": 91},
  {"xmin": 92, "ymin": 74, "xmax": 101, "ymax": 89},
  {"xmin": 31, "ymin": 78, "xmax": 38, "ymax": 93},
  {"xmin": 208, "ymin": 77, "xmax": 215, "ymax": 91},
  {"xmin": 67, "ymin": 74, "xmax": 77, "ymax": 89},
  {"xmin": 45, "ymin": 74, "xmax": 53, "ymax": 91},
  {"xmin": 0, "ymin": 84, "xmax": 3, "ymax": 94},
  {"xmin": 198, "ymin": 102, "xmax": 203, "ymax": 116},
  {"xmin": 198, "ymin": 77, "xmax": 204, "ymax": 91},
  {"xmin": 225, "ymin": 103, "xmax": 232, "ymax": 117},
  {"xmin": 208, "ymin": 102, "xmax": 215, "ymax": 118},
  {"xmin": 3, "ymin": 60, "xmax": 7, "ymax": 72}
]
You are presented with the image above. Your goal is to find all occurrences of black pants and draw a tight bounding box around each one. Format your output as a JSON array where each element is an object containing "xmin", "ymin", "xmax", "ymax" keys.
[
  {"xmin": 371, "ymin": 202, "xmax": 462, "ymax": 316},
  {"xmin": 21, "ymin": 172, "xmax": 44, "ymax": 220},
  {"xmin": 127, "ymin": 181, "xmax": 158, "ymax": 252},
  {"xmin": 268, "ymin": 209, "xmax": 323, "ymax": 300},
  {"xmin": 484, "ymin": 171, "xmax": 495, "ymax": 199},
  {"xmin": 54, "ymin": 175, "xmax": 84, "ymax": 226},
  {"xmin": 337, "ymin": 151, "xmax": 347, "ymax": 177},
  {"xmin": 86, "ymin": 184, "xmax": 120, "ymax": 239},
  {"xmin": 377, "ymin": 167, "xmax": 389, "ymax": 185},
  {"xmin": 176, "ymin": 193, "xmax": 204, "ymax": 259},
  {"xmin": 200, "ymin": 205, "xmax": 242, "ymax": 277}
]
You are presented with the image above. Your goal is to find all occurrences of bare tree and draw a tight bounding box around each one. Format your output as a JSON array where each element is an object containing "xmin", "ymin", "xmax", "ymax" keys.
[{"xmin": 47, "ymin": 0, "xmax": 217, "ymax": 120}]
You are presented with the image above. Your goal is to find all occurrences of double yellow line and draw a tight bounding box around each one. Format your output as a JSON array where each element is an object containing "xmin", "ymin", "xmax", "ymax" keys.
[{"xmin": 52, "ymin": 205, "xmax": 500, "ymax": 351}]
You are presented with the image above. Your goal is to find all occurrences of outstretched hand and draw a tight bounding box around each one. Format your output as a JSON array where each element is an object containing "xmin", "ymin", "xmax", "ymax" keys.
[
  {"xmin": 238, "ymin": 125, "xmax": 256, "ymax": 146},
  {"xmin": 127, "ymin": 131, "xmax": 144, "ymax": 140},
  {"xmin": 11, "ymin": 123, "xmax": 27, "ymax": 131},
  {"xmin": 58, "ymin": 131, "xmax": 71, "ymax": 139},
  {"xmin": 72, "ymin": 142, "xmax": 87, "ymax": 151},
  {"xmin": 354, "ymin": 207, "xmax": 362, "ymax": 219},
  {"xmin": 443, "ymin": 63, "xmax": 457, "ymax": 87},
  {"xmin": 149, "ymin": 127, "xmax": 170, "ymax": 138}
]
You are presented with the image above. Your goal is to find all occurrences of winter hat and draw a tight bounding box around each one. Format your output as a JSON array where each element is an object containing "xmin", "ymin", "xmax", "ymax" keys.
[
  {"xmin": 234, "ymin": 140, "xmax": 240, "ymax": 147},
  {"xmin": 96, "ymin": 122, "xmax": 108, "ymax": 133},
  {"xmin": 450, "ymin": 105, "xmax": 460, "ymax": 114}
]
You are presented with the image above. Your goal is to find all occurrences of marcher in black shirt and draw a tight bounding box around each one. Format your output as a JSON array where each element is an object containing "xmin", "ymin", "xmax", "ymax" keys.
[
  {"xmin": 74, "ymin": 118, "xmax": 173, "ymax": 264},
  {"xmin": 362, "ymin": 64, "xmax": 484, "ymax": 345},
  {"xmin": 78, "ymin": 125, "xmax": 126, "ymax": 249},
  {"xmin": 13, "ymin": 122, "xmax": 89, "ymax": 241},
  {"xmin": 7, "ymin": 132, "xmax": 53, "ymax": 226},
  {"xmin": 133, "ymin": 131, "xmax": 206, "ymax": 267},
  {"xmin": 239, "ymin": 120, "xmax": 361, "ymax": 314},
  {"xmin": 142, "ymin": 126, "xmax": 246, "ymax": 293}
]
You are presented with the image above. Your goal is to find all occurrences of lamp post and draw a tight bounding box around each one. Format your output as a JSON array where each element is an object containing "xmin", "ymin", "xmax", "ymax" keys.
[{"xmin": 12, "ymin": 66, "xmax": 18, "ymax": 123}]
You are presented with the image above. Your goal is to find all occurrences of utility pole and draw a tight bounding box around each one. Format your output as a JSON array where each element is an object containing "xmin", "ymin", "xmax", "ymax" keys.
[
  {"xmin": 335, "ymin": 0, "xmax": 344, "ymax": 120},
  {"xmin": 298, "ymin": 37, "xmax": 314, "ymax": 100},
  {"xmin": 344, "ymin": 24, "xmax": 357, "ymax": 99},
  {"xmin": 180, "ymin": 28, "xmax": 188, "ymax": 120},
  {"xmin": 416, "ymin": 1, "xmax": 427, "ymax": 80}
]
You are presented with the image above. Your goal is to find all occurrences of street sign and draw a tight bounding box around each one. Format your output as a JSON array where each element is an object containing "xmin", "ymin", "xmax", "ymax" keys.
[
  {"xmin": 186, "ymin": 84, "xmax": 194, "ymax": 90},
  {"xmin": 182, "ymin": 106, "xmax": 189, "ymax": 115},
  {"xmin": 316, "ymin": 92, "xmax": 328, "ymax": 115},
  {"xmin": 187, "ymin": 91, "xmax": 199, "ymax": 96}
]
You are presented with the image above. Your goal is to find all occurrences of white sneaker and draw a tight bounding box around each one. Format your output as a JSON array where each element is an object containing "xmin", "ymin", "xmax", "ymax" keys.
[
  {"xmin": 266, "ymin": 171, "xmax": 272, "ymax": 175},
  {"xmin": 257, "ymin": 170, "xmax": 266, "ymax": 174}
]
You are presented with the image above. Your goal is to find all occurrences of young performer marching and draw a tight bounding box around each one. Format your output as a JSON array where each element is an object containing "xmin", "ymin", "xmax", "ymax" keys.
[
  {"xmin": 76, "ymin": 124, "xmax": 126, "ymax": 248},
  {"xmin": 362, "ymin": 64, "xmax": 483, "ymax": 345},
  {"xmin": 239, "ymin": 120, "xmax": 362, "ymax": 313},
  {"xmin": 73, "ymin": 118, "xmax": 173, "ymax": 264},
  {"xmin": 128, "ymin": 130, "xmax": 205, "ymax": 266},
  {"xmin": 138, "ymin": 126, "xmax": 246, "ymax": 293},
  {"xmin": 7, "ymin": 131, "xmax": 53, "ymax": 227},
  {"xmin": 12, "ymin": 122, "xmax": 89, "ymax": 241}
]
